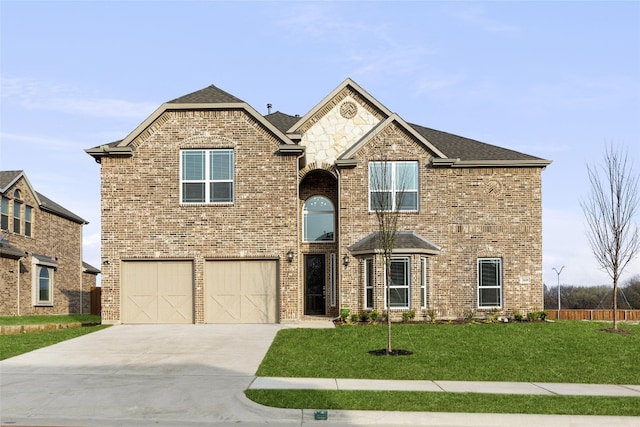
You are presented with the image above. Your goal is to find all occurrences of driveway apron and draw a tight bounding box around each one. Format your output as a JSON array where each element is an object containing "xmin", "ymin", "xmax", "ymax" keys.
[{"xmin": 0, "ymin": 324, "xmax": 300, "ymax": 426}]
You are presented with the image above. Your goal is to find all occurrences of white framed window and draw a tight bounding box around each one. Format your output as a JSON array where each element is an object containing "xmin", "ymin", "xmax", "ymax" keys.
[
  {"xmin": 478, "ymin": 258, "xmax": 502, "ymax": 308},
  {"xmin": 384, "ymin": 257, "xmax": 410, "ymax": 309},
  {"xmin": 369, "ymin": 161, "xmax": 418, "ymax": 211},
  {"xmin": 364, "ymin": 258, "xmax": 374, "ymax": 309},
  {"xmin": 303, "ymin": 196, "xmax": 335, "ymax": 242},
  {"xmin": 180, "ymin": 149, "xmax": 234, "ymax": 204},
  {"xmin": 420, "ymin": 257, "xmax": 427, "ymax": 309},
  {"xmin": 32, "ymin": 255, "xmax": 57, "ymax": 306}
]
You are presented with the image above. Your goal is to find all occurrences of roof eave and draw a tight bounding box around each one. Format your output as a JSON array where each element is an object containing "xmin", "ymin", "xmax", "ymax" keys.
[
  {"xmin": 349, "ymin": 248, "xmax": 441, "ymax": 256},
  {"xmin": 432, "ymin": 159, "xmax": 552, "ymax": 168}
]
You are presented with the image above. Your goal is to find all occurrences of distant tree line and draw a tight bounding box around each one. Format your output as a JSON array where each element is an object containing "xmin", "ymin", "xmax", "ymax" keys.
[{"xmin": 544, "ymin": 275, "xmax": 640, "ymax": 310}]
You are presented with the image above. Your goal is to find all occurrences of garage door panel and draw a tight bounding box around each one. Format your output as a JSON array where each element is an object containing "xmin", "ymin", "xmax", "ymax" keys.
[
  {"xmin": 205, "ymin": 260, "xmax": 277, "ymax": 324},
  {"xmin": 122, "ymin": 261, "xmax": 193, "ymax": 324}
]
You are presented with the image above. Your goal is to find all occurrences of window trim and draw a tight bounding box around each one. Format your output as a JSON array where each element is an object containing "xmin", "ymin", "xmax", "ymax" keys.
[
  {"xmin": 477, "ymin": 258, "xmax": 503, "ymax": 309},
  {"xmin": 180, "ymin": 149, "xmax": 234, "ymax": 204},
  {"xmin": 24, "ymin": 205, "xmax": 32, "ymax": 237},
  {"xmin": 420, "ymin": 257, "xmax": 427, "ymax": 309},
  {"xmin": 32, "ymin": 258, "xmax": 56, "ymax": 307},
  {"xmin": 368, "ymin": 161, "xmax": 419, "ymax": 212},
  {"xmin": 13, "ymin": 199, "xmax": 21, "ymax": 234},
  {"xmin": 383, "ymin": 257, "xmax": 410, "ymax": 310},
  {"xmin": 364, "ymin": 258, "xmax": 374, "ymax": 309}
]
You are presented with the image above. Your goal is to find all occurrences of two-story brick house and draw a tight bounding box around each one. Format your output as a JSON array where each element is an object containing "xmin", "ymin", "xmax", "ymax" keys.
[
  {"xmin": 87, "ymin": 78, "xmax": 550, "ymax": 324},
  {"xmin": 0, "ymin": 170, "xmax": 99, "ymax": 316}
]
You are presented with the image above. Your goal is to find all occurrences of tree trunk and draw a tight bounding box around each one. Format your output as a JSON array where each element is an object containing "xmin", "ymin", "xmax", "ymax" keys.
[{"xmin": 386, "ymin": 262, "xmax": 392, "ymax": 354}]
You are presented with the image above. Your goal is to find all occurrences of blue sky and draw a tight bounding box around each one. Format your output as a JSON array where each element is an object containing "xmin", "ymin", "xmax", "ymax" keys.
[{"xmin": 1, "ymin": 1, "xmax": 639, "ymax": 288}]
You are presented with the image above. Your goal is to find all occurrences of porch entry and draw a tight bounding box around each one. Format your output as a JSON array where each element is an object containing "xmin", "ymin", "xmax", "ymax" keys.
[{"xmin": 304, "ymin": 254, "xmax": 326, "ymax": 315}]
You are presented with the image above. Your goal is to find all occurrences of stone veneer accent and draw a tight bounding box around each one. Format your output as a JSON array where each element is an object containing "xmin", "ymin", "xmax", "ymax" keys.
[{"xmin": 301, "ymin": 94, "xmax": 382, "ymax": 166}]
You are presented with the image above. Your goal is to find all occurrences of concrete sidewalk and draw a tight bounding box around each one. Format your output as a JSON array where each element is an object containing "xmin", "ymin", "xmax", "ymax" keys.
[{"xmin": 250, "ymin": 376, "xmax": 640, "ymax": 397}]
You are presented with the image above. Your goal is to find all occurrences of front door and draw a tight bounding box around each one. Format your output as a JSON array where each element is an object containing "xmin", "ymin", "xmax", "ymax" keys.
[{"xmin": 305, "ymin": 254, "xmax": 326, "ymax": 315}]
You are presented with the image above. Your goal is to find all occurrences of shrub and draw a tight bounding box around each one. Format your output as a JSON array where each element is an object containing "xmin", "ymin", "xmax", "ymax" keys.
[
  {"xmin": 513, "ymin": 311, "xmax": 523, "ymax": 321},
  {"xmin": 350, "ymin": 313, "xmax": 360, "ymax": 323},
  {"xmin": 401, "ymin": 309, "xmax": 416, "ymax": 322},
  {"xmin": 370, "ymin": 309, "xmax": 379, "ymax": 322},
  {"xmin": 340, "ymin": 307, "xmax": 351, "ymax": 322},
  {"xmin": 359, "ymin": 311, "xmax": 370, "ymax": 322},
  {"xmin": 426, "ymin": 309, "xmax": 437, "ymax": 323},
  {"xmin": 486, "ymin": 308, "xmax": 500, "ymax": 323},
  {"xmin": 462, "ymin": 309, "xmax": 475, "ymax": 322}
]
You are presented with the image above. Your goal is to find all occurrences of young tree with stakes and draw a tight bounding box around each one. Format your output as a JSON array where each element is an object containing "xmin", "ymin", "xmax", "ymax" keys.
[
  {"xmin": 580, "ymin": 144, "xmax": 640, "ymax": 330},
  {"xmin": 369, "ymin": 157, "xmax": 412, "ymax": 353}
]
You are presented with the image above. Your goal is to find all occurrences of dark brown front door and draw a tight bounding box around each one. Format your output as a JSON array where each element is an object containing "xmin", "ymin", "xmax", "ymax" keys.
[{"xmin": 305, "ymin": 254, "xmax": 326, "ymax": 315}]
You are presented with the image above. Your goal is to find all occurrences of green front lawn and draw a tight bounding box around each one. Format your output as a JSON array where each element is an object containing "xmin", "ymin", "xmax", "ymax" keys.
[
  {"xmin": 0, "ymin": 314, "xmax": 101, "ymax": 325},
  {"xmin": 257, "ymin": 321, "xmax": 639, "ymax": 384},
  {"xmin": 249, "ymin": 321, "xmax": 640, "ymax": 416}
]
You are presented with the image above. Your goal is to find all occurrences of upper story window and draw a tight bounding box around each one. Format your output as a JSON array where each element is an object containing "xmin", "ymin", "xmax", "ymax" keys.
[
  {"xmin": 369, "ymin": 161, "xmax": 418, "ymax": 211},
  {"xmin": 1, "ymin": 197, "xmax": 8, "ymax": 230},
  {"xmin": 25, "ymin": 205, "xmax": 33, "ymax": 237},
  {"xmin": 13, "ymin": 195, "xmax": 22, "ymax": 234},
  {"xmin": 303, "ymin": 196, "xmax": 335, "ymax": 242},
  {"xmin": 180, "ymin": 149, "xmax": 234, "ymax": 204},
  {"xmin": 478, "ymin": 258, "xmax": 502, "ymax": 308}
]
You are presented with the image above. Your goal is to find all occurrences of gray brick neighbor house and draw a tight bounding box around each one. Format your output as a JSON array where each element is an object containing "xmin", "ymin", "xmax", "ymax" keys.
[{"xmin": 87, "ymin": 78, "xmax": 551, "ymax": 324}]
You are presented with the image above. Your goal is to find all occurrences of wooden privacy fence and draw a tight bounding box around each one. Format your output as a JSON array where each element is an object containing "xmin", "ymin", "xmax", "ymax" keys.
[
  {"xmin": 90, "ymin": 287, "xmax": 102, "ymax": 316},
  {"xmin": 546, "ymin": 309, "xmax": 640, "ymax": 321}
]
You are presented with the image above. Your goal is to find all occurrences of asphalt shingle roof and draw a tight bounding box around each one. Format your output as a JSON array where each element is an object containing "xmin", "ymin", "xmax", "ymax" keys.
[
  {"xmin": 167, "ymin": 84, "xmax": 245, "ymax": 104},
  {"xmin": 264, "ymin": 111, "xmax": 300, "ymax": 133},
  {"xmin": 348, "ymin": 231, "xmax": 441, "ymax": 254},
  {"xmin": 410, "ymin": 123, "xmax": 544, "ymax": 162}
]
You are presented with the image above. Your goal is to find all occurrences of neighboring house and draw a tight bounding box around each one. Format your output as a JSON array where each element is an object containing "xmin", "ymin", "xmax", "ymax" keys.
[
  {"xmin": 0, "ymin": 170, "xmax": 99, "ymax": 316},
  {"xmin": 87, "ymin": 78, "xmax": 551, "ymax": 325}
]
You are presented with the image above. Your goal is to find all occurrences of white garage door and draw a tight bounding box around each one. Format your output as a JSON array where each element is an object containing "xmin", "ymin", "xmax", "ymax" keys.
[
  {"xmin": 121, "ymin": 261, "xmax": 193, "ymax": 324},
  {"xmin": 205, "ymin": 260, "xmax": 277, "ymax": 323}
]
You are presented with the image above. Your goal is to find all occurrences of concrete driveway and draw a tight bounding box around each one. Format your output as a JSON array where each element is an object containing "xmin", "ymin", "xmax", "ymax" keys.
[{"xmin": 0, "ymin": 324, "xmax": 302, "ymax": 426}]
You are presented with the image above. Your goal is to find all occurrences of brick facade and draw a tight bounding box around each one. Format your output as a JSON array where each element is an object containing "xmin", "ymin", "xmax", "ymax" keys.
[{"xmin": 89, "ymin": 79, "xmax": 549, "ymax": 324}]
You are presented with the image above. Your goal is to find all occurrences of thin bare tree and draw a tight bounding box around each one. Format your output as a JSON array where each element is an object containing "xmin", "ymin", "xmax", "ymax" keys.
[
  {"xmin": 580, "ymin": 144, "xmax": 640, "ymax": 330},
  {"xmin": 369, "ymin": 157, "xmax": 413, "ymax": 353}
]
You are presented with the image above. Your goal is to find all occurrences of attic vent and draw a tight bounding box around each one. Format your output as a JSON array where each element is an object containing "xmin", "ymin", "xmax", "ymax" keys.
[{"xmin": 267, "ymin": 103, "xmax": 272, "ymax": 114}]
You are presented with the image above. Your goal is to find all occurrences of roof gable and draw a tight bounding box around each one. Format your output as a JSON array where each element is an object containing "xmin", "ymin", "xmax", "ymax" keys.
[
  {"xmin": 287, "ymin": 78, "xmax": 391, "ymax": 135},
  {"xmin": 0, "ymin": 170, "xmax": 87, "ymax": 224},
  {"xmin": 339, "ymin": 113, "xmax": 447, "ymax": 161}
]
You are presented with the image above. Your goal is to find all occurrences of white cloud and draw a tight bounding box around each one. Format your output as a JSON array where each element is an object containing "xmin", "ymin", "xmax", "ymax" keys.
[{"xmin": 1, "ymin": 76, "xmax": 156, "ymax": 119}]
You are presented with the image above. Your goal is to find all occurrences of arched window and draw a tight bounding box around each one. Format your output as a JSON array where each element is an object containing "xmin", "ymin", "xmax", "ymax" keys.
[
  {"xmin": 13, "ymin": 190, "xmax": 22, "ymax": 234},
  {"xmin": 303, "ymin": 196, "xmax": 335, "ymax": 242},
  {"xmin": 38, "ymin": 266, "xmax": 52, "ymax": 304}
]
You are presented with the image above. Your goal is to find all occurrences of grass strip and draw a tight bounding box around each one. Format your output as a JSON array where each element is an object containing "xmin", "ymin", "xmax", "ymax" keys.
[
  {"xmin": 256, "ymin": 321, "xmax": 639, "ymax": 384},
  {"xmin": 0, "ymin": 314, "xmax": 101, "ymax": 325},
  {"xmin": 245, "ymin": 389, "xmax": 640, "ymax": 416},
  {"xmin": 0, "ymin": 325, "xmax": 109, "ymax": 360}
]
